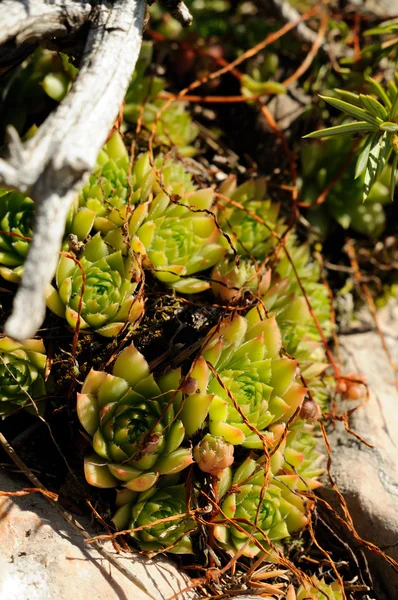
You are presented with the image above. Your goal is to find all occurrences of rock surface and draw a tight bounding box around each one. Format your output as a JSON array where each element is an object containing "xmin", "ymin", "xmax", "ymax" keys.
[
  {"xmin": 0, "ymin": 471, "xmax": 194, "ymax": 600},
  {"xmin": 320, "ymin": 300, "xmax": 398, "ymax": 600}
]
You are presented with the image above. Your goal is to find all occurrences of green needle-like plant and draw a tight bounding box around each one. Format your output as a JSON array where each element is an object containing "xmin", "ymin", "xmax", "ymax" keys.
[
  {"xmin": 305, "ymin": 75, "xmax": 398, "ymax": 200},
  {"xmin": 112, "ymin": 484, "xmax": 196, "ymax": 553},
  {"xmin": 0, "ymin": 337, "xmax": 46, "ymax": 417},
  {"xmin": 0, "ymin": 190, "xmax": 34, "ymax": 283},
  {"xmin": 299, "ymin": 137, "xmax": 391, "ymax": 238},
  {"xmin": 77, "ymin": 343, "xmax": 193, "ymax": 492},
  {"xmin": 46, "ymin": 234, "xmax": 143, "ymax": 337}
]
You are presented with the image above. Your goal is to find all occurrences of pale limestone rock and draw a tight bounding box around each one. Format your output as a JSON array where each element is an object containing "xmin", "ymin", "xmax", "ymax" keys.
[
  {"xmin": 0, "ymin": 472, "xmax": 194, "ymax": 600},
  {"xmin": 320, "ymin": 300, "xmax": 398, "ymax": 600}
]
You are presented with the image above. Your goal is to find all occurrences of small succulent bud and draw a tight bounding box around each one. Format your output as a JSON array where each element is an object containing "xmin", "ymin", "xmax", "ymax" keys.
[
  {"xmin": 345, "ymin": 384, "xmax": 363, "ymax": 400},
  {"xmin": 180, "ymin": 377, "xmax": 198, "ymax": 394},
  {"xmin": 337, "ymin": 372, "xmax": 367, "ymax": 400},
  {"xmin": 193, "ymin": 434, "xmax": 234, "ymax": 476},
  {"xmin": 299, "ymin": 399, "xmax": 321, "ymax": 423}
]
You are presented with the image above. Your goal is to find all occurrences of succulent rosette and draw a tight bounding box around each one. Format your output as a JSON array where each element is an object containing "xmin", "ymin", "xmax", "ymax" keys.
[
  {"xmin": 296, "ymin": 576, "xmax": 343, "ymax": 600},
  {"xmin": 179, "ymin": 313, "xmax": 307, "ymax": 449},
  {"xmin": 212, "ymin": 237, "xmax": 332, "ymax": 365},
  {"xmin": 0, "ymin": 337, "xmax": 46, "ymax": 417},
  {"xmin": 112, "ymin": 484, "xmax": 196, "ymax": 553},
  {"xmin": 70, "ymin": 132, "xmax": 138, "ymax": 238},
  {"xmin": 0, "ymin": 189, "xmax": 34, "ymax": 283},
  {"xmin": 127, "ymin": 184, "xmax": 226, "ymax": 293},
  {"xmin": 77, "ymin": 343, "xmax": 193, "ymax": 492},
  {"xmin": 213, "ymin": 456, "xmax": 309, "ymax": 558},
  {"xmin": 73, "ymin": 134, "xmax": 197, "ymax": 240},
  {"xmin": 211, "ymin": 258, "xmax": 271, "ymax": 303},
  {"xmin": 46, "ymin": 233, "xmax": 143, "ymax": 337},
  {"xmin": 74, "ymin": 133, "xmax": 225, "ymax": 293},
  {"xmin": 216, "ymin": 175, "xmax": 283, "ymax": 259},
  {"xmin": 279, "ymin": 421, "xmax": 325, "ymax": 491}
]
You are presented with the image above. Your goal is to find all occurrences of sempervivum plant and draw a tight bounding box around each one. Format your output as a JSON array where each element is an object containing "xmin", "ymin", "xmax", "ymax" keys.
[
  {"xmin": 216, "ymin": 175, "xmax": 283, "ymax": 259},
  {"xmin": 182, "ymin": 313, "xmax": 307, "ymax": 448},
  {"xmin": 213, "ymin": 456, "xmax": 309, "ymax": 558},
  {"xmin": 211, "ymin": 257, "xmax": 270, "ymax": 303},
  {"xmin": 278, "ymin": 420, "xmax": 324, "ymax": 491},
  {"xmin": 245, "ymin": 297, "xmax": 331, "ymax": 411},
  {"xmin": 46, "ymin": 234, "xmax": 143, "ymax": 337},
  {"xmin": 128, "ymin": 185, "xmax": 226, "ymax": 293},
  {"xmin": 0, "ymin": 337, "xmax": 46, "ymax": 417},
  {"xmin": 71, "ymin": 132, "xmax": 137, "ymax": 238},
  {"xmin": 73, "ymin": 134, "xmax": 196, "ymax": 238},
  {"xmin": 112, "ymin": 484, "xmax": 196, "ymax": 553},
  {"xmin": 0, "ymin": 190, "xmax": 34, "ymax": 283},
  {"xmin": 77, "ymin": 343, "xmax": 193, "ymax": 492},
  {"xmin": 211, "ymin": 248, "xmax": 332, "ymax": 368},
  {"xmin": 295, "ymin": 576, "xmax": 343, "ymax": 600}
]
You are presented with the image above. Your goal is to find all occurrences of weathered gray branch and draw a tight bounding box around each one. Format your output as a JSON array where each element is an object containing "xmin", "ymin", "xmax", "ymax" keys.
[
  {"xmin": 0, "ymin": 0, "xmax": 93, "ymax": 47},
  {"xmin": 0, "ymin": 0, "xmax": 146, "ymax": 340}
]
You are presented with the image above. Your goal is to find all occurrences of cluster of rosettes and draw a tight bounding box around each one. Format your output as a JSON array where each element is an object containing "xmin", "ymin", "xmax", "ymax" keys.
[
  {"xmin": 211, "ymin": 175, "xmax": 333, "ymax": 409},
  {"xmin": 76, "ymin": 310, "xmax": 326, "ymax": 556},
  {"xmin": 0, "ymin": 101, "xmax": 333, "ymax": 559},
  {"xmin": 0, "ymin": 132, "xmax": 226, "ymax": 337}
]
